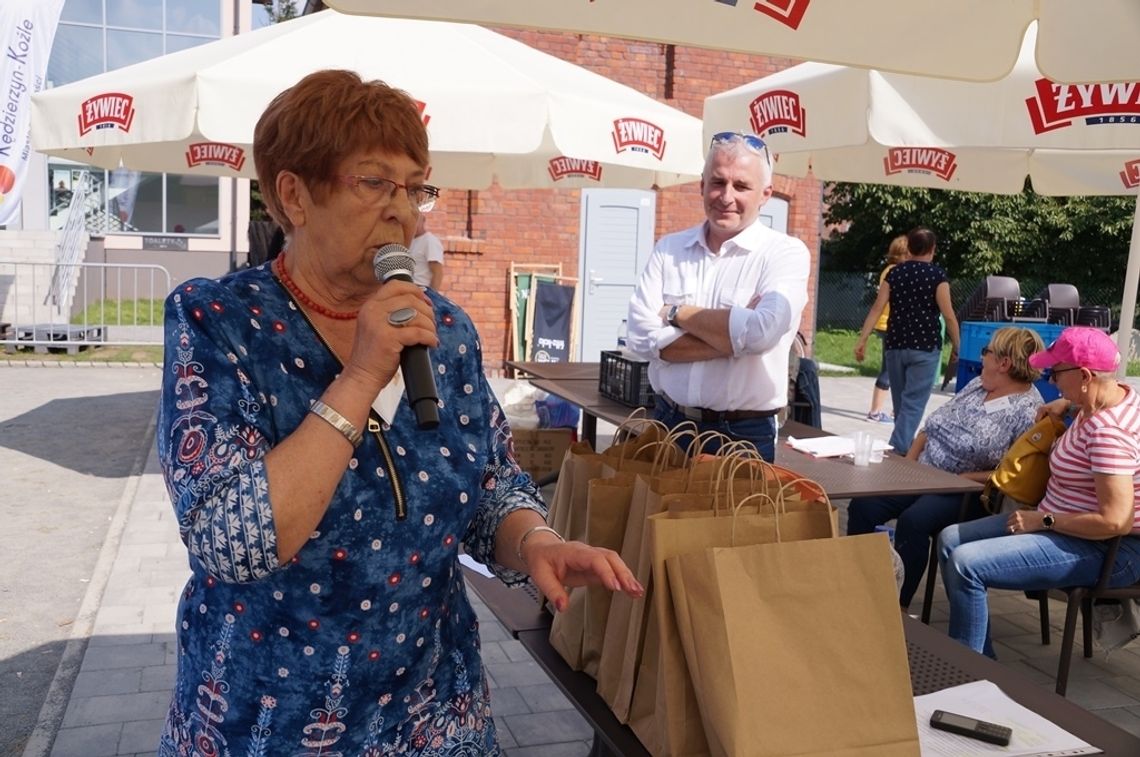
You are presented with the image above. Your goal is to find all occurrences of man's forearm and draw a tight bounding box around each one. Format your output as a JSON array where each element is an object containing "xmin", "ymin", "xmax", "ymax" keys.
[
  {"xmin": 659, "ymin": 332, "xmax": 731, "ymax": 363},
  {"xmin": 669, "ymin": 306, "xmax": 733, "ymax": 356}
]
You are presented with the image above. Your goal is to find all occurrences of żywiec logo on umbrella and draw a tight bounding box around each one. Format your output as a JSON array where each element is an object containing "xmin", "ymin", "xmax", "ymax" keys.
[
  {"xmin": 185, "ymin": 142, "xmax": 247, "ymax": 172},
  {"xmin": 1026, "ymin": 80, "xmax": 1140, "ymax": 135},
  {"xmin": 412, "ymin": 100, "xmax": 431, "ymax": 127},
  {"xmin": 1121, "ymin": 159, "xmax": 1140, "ymax": 189},
  {"xmin": 548, "ymin": 157, "xmax": 603, "ymax": 182},
  {"xmin": 715, "ymin": 0, "xmax": 811, "ymax": 30},
  {"xmin": 883, "ymin": 147, "xmax": 958, "ymax": 182},
  {"xmin": 77, "ymin": 93, "xmax": 135, "ymax": 136},
  {"xmin": 748, "ymin": 89, "xmax": 806, "ymax": 138},
  {"xmin": 612, "ymin": 118, "xmax": 666, "ymax": 160}
]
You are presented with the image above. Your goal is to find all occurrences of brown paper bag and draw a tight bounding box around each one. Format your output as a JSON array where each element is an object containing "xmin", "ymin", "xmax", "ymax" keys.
[
  {"xmin": 546, "ymin": 441, "xmax": 604, "ymax": 541},
  {"xmin": 580, "ymin": 473, "xmax": 637, "ymax": 677},
  {"xmin": 549, "ymin": 471, "xmax": 636, "ymax": 671},
  {"xmin": 629, "ymin": 491, "xmax": 837, "ymax": 756},
  {"xmin": 667, "ymin": 533, "xmax": 920, "ymax": 757},
  {"xmin": 548, "ymin": 417, "xmax": 682, "ymax": 673},
  {"xmin": 596, "ymin": 441, "xmax": 742, "ymax": 723}
]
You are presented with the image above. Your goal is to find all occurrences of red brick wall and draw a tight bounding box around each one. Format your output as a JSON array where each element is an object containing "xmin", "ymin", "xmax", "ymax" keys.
[{"xmin": 426, "ymin": 31, "xmax": 821, "ymax": 370}]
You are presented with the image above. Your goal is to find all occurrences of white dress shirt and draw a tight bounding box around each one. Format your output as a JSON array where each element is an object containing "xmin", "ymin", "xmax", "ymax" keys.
[{"xmin": 626, "ymin": 218, "xmax": 809, "ymax": 412}]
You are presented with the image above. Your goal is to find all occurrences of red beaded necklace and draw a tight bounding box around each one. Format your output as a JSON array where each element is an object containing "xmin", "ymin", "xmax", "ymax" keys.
[{"xmin": 273, "ymin": 252, "xmax": 359, "ymax": 321}]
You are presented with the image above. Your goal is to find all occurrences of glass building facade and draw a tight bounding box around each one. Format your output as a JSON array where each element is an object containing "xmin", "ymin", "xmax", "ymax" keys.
[{"xmin": 45, "ymin": 1, "xmax": 225, "ymax": 235}]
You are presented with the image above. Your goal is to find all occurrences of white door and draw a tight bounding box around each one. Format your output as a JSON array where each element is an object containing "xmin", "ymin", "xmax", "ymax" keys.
[
  {"xmin": 577, "ymin": 189, "xmax": 656, "ymax": 361},
  {"xmin": 760, "ymin": 195, "xmax": 788, "ymax": 232}
]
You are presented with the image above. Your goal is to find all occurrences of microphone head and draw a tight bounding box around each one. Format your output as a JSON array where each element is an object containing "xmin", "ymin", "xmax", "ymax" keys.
[{"xmin": 373, "ymin": 244, "xmax": 415, "ymax": 282}]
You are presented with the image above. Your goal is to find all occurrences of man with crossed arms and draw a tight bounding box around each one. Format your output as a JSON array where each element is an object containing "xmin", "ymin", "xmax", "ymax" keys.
[{"xmin": 626, "ymin": 132, "xmax": 810, "ymax": 462}]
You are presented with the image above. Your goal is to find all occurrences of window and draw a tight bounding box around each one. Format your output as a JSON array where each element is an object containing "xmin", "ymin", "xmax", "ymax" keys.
[{"xmin": 47, "ymin": 1, "xmax": 224, "ymax": 238}]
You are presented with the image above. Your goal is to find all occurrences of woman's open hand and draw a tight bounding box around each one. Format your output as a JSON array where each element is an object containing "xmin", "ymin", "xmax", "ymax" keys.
[{"xmin": 523, "ymin": 540, "xmax": 643, "ymax": 613}]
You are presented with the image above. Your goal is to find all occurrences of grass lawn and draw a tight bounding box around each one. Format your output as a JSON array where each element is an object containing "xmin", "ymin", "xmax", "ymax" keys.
[
  {"xmin": 72, "ymin": 298, "xmax": 165, "ymax": 326},
  {"xmin": 813, "ymin": 328, "xmax": 1140, "ymax": 377}
]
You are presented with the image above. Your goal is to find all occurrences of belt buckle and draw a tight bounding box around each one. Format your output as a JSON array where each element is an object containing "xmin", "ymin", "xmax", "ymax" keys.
[{"xmin": 683, "ymin": 406, "xmax": 702, "ymax": 422}]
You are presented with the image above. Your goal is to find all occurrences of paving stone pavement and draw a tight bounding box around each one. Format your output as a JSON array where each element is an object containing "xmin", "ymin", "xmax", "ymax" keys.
[{"xmin": 21, "ymin": 371, "xmax": 1140, "ymax": 756}]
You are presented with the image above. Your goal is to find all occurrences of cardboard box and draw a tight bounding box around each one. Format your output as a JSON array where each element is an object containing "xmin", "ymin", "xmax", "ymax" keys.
[{"xmin": 512, "ymin": 428, "xmax": 574, "ymax": 481}]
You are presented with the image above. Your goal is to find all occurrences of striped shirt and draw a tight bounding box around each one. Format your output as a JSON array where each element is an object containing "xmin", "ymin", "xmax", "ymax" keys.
[{"xmin": 1040, "ymin": 385, "xmax": 1140, "ymax": 531}]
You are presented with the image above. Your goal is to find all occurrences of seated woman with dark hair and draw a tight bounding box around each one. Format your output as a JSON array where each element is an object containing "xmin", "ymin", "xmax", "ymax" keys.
[
  {"xmin": 846, "ymin": 326, "xmax": 1044, "ymax": 609},
  {"xmin": 940, "ymin": 327, "xmax": 1140, "ymax": 658}
]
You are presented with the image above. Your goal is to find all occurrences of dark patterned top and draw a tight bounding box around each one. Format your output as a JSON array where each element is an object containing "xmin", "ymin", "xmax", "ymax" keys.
[
  {"xmin": 919, "ymin": 377, "xmax": 1042, "ymax": 474},
  {"xmin": 884, "ymin": 260, "xmax": 949, "ymax": 352},
  {"xmin": 155, "ymin": 263, "xmax": 544, "ymax": 756}
]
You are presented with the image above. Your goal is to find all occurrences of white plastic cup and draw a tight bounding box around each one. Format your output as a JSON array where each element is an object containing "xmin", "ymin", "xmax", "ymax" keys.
[
  {"xmin": 869, "ymin": 444, "xmax": 885, "ymax": 463},
  {"xmin": 851, "ymin": 431, "xmax": 872, "ymax": 467}
]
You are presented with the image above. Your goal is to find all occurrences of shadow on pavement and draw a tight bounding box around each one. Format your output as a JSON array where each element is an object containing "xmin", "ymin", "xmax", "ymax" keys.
[{"xmin": 0, "ymin": 390, "xmax": 159, "ymax": 478}]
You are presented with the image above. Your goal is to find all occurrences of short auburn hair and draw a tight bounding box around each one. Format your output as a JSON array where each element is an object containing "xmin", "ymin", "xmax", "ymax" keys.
[{"xmin": 253, "ymin": 69, "xmax": 429, "ymax": 232}]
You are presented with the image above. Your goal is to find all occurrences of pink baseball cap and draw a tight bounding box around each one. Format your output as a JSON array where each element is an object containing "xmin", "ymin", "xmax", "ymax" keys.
[{"xmin": 1028, "ymin": 327, "xmax": 1121, "ymax": 372}]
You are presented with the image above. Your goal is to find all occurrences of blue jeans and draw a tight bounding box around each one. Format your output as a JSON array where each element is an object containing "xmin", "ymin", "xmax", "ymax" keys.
[
  {"xmin": 873, "ymin": 331, "xmax": 890, "ymax": 391},
  {"xmin": 939, "ymin": 514, "xmax": 1140, "ymax": 657},
  {"xmin": 884, "ymin": 348, "xmax": 941, "ymax": 454},
  {"xmin": 847, "ymin": 492, "xmax": 986, "ymax": 608},
  {"xmin": 653, "ymin": 397, "xmax": 777, "ymax": 462}
]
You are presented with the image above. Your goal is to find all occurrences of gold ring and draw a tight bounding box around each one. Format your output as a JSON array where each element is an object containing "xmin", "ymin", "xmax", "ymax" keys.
[{"xmin": 388, "ymin": 307, "xmax": 416, "ymax": 327}]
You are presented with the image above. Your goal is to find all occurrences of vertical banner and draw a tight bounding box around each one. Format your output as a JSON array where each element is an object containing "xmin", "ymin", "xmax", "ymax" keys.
[
  {"xmin": 529, "ymin": 280, "xmax": 576, "ymax": 362},
  {"xmin": 0, "ymin": 0, "xmax": 65, "ymax": 226}
]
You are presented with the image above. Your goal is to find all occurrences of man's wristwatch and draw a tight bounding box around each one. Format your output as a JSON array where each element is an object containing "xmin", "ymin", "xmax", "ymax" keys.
[
  {"xmin": 666, "ymin": 304, "xmax": 681, "ymax": 328},
  {"xmin": 1042, "ymin": 513, "xmax": 1056, "ymax": 530}
]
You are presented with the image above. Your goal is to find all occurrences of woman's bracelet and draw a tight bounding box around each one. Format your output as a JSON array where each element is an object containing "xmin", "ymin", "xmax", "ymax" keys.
[
  {"xmin": 516, "ymin": 525, "xmax": 565, "ymax": 564},
  {"xmin": 310, "ymin": 400, "xmax": 363, "ymax": 448}
]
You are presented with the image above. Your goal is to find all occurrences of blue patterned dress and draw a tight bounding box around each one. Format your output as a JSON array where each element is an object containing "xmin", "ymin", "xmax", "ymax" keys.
[{"xmin": 155, "ymin": 263, "xmax": 544, "ymax": 756}]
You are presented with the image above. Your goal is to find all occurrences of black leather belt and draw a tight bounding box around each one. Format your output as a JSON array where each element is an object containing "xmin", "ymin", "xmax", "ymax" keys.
[{"xmin": 659, "ymin": 394, "xmax": 781, "ymax": 423}]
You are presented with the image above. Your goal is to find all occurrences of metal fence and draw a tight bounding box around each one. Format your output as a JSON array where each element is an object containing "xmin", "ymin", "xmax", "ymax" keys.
[
  {"xmin": 816, "ymin": 271, "xmax": 1130, "ymax": 331},
  {"xmin": 0, "ymin": 261, "xmax": 171, "ymax": 353}
]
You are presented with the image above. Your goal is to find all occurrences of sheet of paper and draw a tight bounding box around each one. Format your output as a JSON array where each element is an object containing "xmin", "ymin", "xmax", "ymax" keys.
[
  {"xmin": 914, "ymin": 680, "xmax": 1101, "ymax": 756},
  {"xmin": 784, "ymin": 435, "xmax": 891, "ymax": 458},
  {"xmin": 459, "ymin": 552, "xmax": 494, "ymax": 578}
]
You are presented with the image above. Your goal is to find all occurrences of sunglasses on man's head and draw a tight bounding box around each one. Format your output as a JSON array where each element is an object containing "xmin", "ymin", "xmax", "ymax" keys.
[{"xmin": 709, "ymin": 131, "xmax": 771, "ymax": 167}]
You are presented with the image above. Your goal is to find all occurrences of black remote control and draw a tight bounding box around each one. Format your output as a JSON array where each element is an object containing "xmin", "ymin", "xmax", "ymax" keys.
[{"xmin": 930, "ymin": 709, "xmax": 1013, "ymax": 746}]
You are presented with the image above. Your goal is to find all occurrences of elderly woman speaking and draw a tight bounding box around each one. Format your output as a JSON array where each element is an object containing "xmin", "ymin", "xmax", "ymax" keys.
[
  {"xmin": 156, "ymin": 70, "xmax": 641, "ymax": 755},
  {"xmin": 939, "ymin": 327, "xmax": 1140, "ymax": 658}
]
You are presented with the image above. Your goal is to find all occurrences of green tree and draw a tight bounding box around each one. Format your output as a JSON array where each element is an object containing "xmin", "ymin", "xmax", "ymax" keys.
[{"xmin": 821, "ymin": 182, "xmax": 1135, "ymax": 294}]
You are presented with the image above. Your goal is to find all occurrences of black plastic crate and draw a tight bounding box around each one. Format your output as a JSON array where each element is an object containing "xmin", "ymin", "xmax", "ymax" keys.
[{"xmin": 599, "ymin": 350, "xmax": 655, "ymax": 408}]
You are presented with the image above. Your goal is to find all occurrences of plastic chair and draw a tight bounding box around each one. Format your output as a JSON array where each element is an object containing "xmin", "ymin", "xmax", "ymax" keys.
[
  {"xmin": 956, "ymin": 276, "xmax": 1020, "ymax": 322},
  {"xmin": 1035, "ymin": 283, "xmax": 1081, "ymax": 326},
  {"xmin": 1075, "ymin": 306, "xmax": 1111, "ymax": 331},
  {"xmin": 988, "ymin": 297, "xmax": 1048, "ymax": 322},
  {"xmin": 1028, "ymin": 536, "xmax": 1140, "ymax": 696}
]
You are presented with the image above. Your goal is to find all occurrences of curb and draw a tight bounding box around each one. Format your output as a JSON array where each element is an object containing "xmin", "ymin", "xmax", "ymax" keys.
[{"xmin": 0, "ymin": 361, "xmax": 162, "ymax": 368}]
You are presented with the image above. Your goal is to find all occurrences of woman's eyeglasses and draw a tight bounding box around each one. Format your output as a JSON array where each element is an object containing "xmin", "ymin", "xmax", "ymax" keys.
[
  {"xmin": 709, "ymin": 131, "xmax": 771, "ymax": 167},
  {"xmin": 337, "ymin": 175, "xmax": 440, "ymax": 212},
  {"xmin": 1048, "ymin": 366, "xmax": 1082, "ymax": 384}
]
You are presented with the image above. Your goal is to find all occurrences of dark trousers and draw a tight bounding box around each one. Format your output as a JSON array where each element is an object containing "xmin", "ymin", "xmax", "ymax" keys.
[
  {"xmin": 653, "ymin": 397, "xmax": 777, "ymax": 462},
  {"xmin": 847, "ymin": 491, "xmax": 986, "ymax": 608}
]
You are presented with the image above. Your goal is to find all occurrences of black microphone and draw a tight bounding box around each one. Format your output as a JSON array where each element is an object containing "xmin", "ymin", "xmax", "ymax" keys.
[{"xmin": 373, "ymin": 244, "xmax": 440, "ymax": 429}]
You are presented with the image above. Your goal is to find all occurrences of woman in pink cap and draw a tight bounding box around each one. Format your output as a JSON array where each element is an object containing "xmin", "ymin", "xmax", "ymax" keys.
[{"xmin": 938, "ymin": 326, "xmax": 1140, "ymax": 657}]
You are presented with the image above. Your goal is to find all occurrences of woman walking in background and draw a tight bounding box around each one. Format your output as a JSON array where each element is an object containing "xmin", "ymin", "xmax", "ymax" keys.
[
  {"xmin": 855, "ymin": 226, "xmax": 960, "ymax": 454},
  {"xmin": 864, "ymin": 235, "xmax": 909, "ymax": 423}
]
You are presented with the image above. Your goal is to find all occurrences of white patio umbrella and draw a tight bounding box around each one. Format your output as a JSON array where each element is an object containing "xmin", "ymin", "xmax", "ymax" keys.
[
  {"xmin": 324, "ymin": 0, "xmax": 1140, "ymax": 84},
  {"xmin": 704, "ymin": 24, "xmax": 1140, "ymax": 365},
  {"xmin": 30, "ymin": 11, "xmax": 703, "ymax": 189}
]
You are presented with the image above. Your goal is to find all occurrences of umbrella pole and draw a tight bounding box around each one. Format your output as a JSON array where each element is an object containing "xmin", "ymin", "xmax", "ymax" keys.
[{"xmin": 1116, "ymin": 195, "xmax": 1140, "ymax": 377}]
